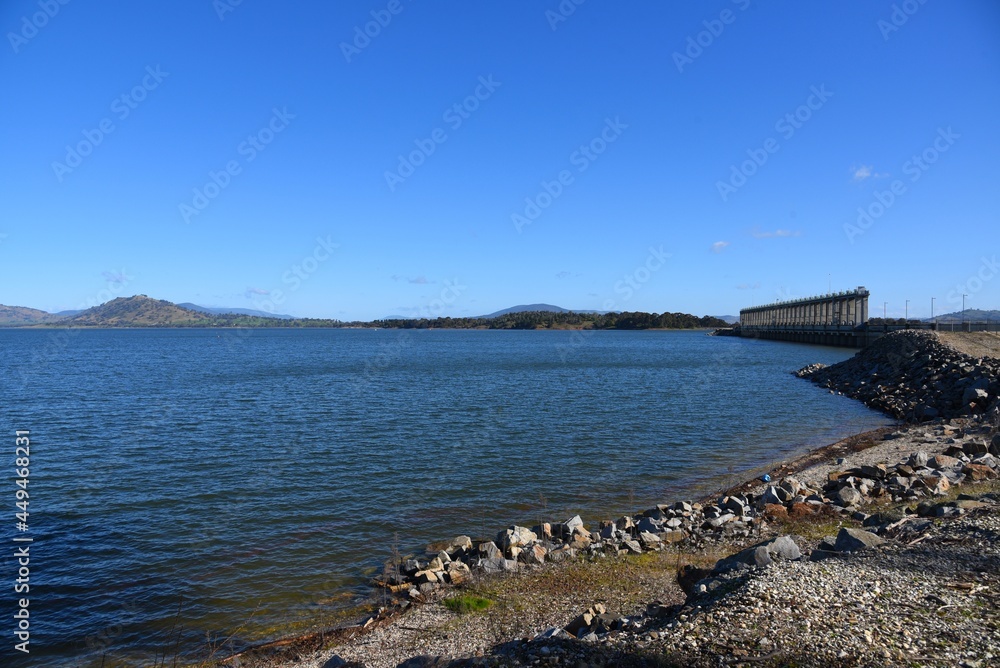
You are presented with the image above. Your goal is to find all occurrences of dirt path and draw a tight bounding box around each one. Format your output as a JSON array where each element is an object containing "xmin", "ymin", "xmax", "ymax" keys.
[{"xmin": 935, "ymin": 331, "xmax": 1000, "ymax": 359}]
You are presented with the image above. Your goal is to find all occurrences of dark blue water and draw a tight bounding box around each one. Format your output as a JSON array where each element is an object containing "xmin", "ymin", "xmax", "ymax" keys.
[{"xmin": 0, "ymin": 329, "xmax": 892, "ymax": 665}]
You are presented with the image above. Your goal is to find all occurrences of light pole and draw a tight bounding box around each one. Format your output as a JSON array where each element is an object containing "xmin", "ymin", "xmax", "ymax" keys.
[
  {"xmin": 883, "ymin": 301, "xmax": 887, "ymax": 324},
  {"xmin": 963, "ymin": 294, "xmax": 968, "ymax": 326},
  {"xmin": 931, "ymin": 297, "xmax": 935, "ymax": 322},
  {"xmin": 905, "ymin": 299, "xmax": 909, "ymax": 323}
]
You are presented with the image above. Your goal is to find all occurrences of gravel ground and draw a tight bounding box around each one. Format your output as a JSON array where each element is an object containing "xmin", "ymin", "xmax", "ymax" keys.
[
  {"xmin": 628, "ymin": 506, "xmax": 1000, "ymax": 667},
  {"xmin": 936, "ymin": 331, "xmax": 1000, "ymax": 360}
]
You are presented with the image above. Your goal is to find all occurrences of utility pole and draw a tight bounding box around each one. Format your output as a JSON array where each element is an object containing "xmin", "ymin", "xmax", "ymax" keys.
[
  {"xmin": 931, "ymin": 297, "xmax": 935, "ymax": 322},
  {"xmin": 905, "ymin": 300, "xmax": 909, "ymax": 323},
  {"xmin": 963, "ymin": 294, "xmax": 968, "ymax": 325},
  {"xmin": 883, "ymin": 301, "xmax": 887, "ymax": 320}
]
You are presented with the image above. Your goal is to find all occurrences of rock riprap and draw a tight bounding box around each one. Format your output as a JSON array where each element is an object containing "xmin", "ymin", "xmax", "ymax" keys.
[{"xmin": 795, "ymin": 330, "xmax": 1000, "ymax": 421}]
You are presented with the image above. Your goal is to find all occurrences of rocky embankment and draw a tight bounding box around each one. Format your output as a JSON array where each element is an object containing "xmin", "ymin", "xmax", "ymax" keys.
[{"xmin": 795, "ymin": 330, "xmax": 1000, "ymax": 421}]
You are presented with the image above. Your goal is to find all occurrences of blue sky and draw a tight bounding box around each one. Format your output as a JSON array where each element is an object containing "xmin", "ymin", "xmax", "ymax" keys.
[{"xmin": 1, "ymin": 0, "xmax": 998, "ymax": 320}]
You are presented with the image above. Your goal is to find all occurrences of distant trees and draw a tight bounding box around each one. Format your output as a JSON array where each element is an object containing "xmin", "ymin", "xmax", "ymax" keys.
[{"xmin": 364, "ymin": 311, "xmax": 729, "ymax": 330}]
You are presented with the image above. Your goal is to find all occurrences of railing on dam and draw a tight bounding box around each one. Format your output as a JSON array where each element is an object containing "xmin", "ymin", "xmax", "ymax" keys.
[
  {"xmin": 740, "ymin": 287, "xmax": 870, "ymax": 329},
  {"xmin": 727, "ymin": 286, "xmax": 997, "ymax": 347}
]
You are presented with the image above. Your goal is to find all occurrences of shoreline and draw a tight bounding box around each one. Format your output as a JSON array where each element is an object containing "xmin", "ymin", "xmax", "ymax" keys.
[
  {"xmin": 214, "ymin": 331, "xmax": 999, "ymax": 667},
  {"xmin": 214, "ymin": 422, "xmax": 903, "ymax": 667}
]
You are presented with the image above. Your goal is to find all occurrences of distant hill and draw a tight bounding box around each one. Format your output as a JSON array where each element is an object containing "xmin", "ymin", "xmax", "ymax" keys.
[
  {"xmin": 712, "ymin": 315, "xmax": 739, "ymax": 325},
  {"xmin": 178, "ymin": 303, "xmax": 295, "ymax": 320},
  {"xmin": 0, "ymin": 304, "xmax": 64, "ymax": 326},
  {"xmin": 478, "ymin": 304, "xmax": 608, "ymax": 318},
  {"xmin": 64, "ymin": 295, "xmax": 211, "ymax": 326},
  {"xmin": 922, "ymin": 309, "xmax": 1000, "ymax": 323}
]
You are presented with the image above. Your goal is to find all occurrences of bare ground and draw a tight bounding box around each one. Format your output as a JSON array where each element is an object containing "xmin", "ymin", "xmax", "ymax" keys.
[{"xmin": 935, "ymin": 330, "xmax": 1000, "ymax": 359}]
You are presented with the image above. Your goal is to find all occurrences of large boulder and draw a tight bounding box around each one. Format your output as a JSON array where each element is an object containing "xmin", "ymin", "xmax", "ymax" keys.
[
  {"xmin": 496, "ymin": 525, "xmax": 537, "ymax": 551},
  {"xmin": 714, "ymin": 535, "xmax": 801, "ymax": 573},
  {"xmin": 833, "ymin": 527, "xmax": 885, "ymax": 552},
  {"xmin": 834, "ymin": 486, "xmax": 864, "ymax": 508}
]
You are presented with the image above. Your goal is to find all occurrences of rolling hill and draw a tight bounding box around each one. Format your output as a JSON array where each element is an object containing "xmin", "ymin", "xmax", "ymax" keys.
[
  {"xmin": 477, "ymin": 304, "xmax": 609, "ymax": 318},
  {"xmin": 922, "ymin": 309, "xmax": 1000, "ymax": 323},
  {"xmin": 0, "ymin": 304, "xmax": 65, "ymax": 326},
  {"xmin": 63, "ymin": 295, "xmax": 212, "ymax": 326}
]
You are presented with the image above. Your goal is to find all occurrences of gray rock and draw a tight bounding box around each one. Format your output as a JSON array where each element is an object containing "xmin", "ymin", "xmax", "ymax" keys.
[
  {"xmin": 321, "ymin": 655, "xmax": 348, "ymax": 668},
  {"xmin": 478, "ymin": 541, "xmax": 501, "ymax": 560},
  {"xmin": 477, "ymin": 557, "xmax": 505, "ymax": 574},
  {"xmin": 496, "ymin": 525, "xmax": 537, "ymax": 550},
  {"xmin": 715, "ymin": 535, "xmax": 801, "ymax": 573},
  {"xmin": 703, "ymin": 512, "xmax": 735, "ymax": 528},
  {"xmin": 963, "ymin": 441, "xmax": 989, "ymax": 456},
  {"xmin": 622, "ymin": 539, "xmax": 643, "ymax": 554},
  {"xmin": 963, "ymin": 387, "xmax": 989, "ymax": 406},
  {"xmin": 909, "ymin": 452, "xmax": 930, "ymax": 468},
  {"xmin": 636, "ymin": 517, "xmax": 662, "ymax": 534},
  {"xmin": 760, "ymin": 486, "xmax": 787, "ymax": 505},
  {"xmin": 724, "ymin": 496, "xmax": 747, "ymax": 515},
  {"xmin": 638, "ymin": 530, "xmax": 661, "ymax": 547},
  {"xmin": 833, "ymin": 527, "xmax": 885, "ymax": 552},
  {"xmin": 834, "ymin": 486, "xmax": 864, "ymax": 507},
  {"xmin": 930, "ymin": 454, "xmax": 961, "ymax": 470}
]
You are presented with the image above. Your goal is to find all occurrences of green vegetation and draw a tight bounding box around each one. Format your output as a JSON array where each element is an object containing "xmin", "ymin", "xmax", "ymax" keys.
[
  {"xmin": 442, "ymin": 594, "xmax": 493, "ymax": 614},
  {"xmin": 368, "ymin": 311, "xmax": 729, "ymax": 330}
]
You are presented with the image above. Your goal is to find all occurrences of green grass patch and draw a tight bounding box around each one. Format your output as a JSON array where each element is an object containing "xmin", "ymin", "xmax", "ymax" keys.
[{"xmin": 443, "ymin": 594, "xmax": 493, "ymax": 615}]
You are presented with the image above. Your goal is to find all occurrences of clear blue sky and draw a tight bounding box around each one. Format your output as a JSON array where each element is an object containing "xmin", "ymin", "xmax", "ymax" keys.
[{"xmin": 2, "ymin": 0, "xmax": 998, "ymax": 320}]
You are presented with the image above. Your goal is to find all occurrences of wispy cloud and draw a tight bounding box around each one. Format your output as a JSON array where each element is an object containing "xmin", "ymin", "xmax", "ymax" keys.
[
  {"xmin": 851, "ymin": 164, "xmax": 888, "ymax": 182},
  {"xmin": 751, "ymin": 228, "xmax": 801, "ymax": 238},
  {"xmin": 555, "ymin": 270, "xmax": 572, "ymax": 279},
  {"xmin": 245, "ymin": 287, "xmax": 270, "ymax": 297},
  {"xmin": 736, "ymin": 282, "xmax": 760, "ymax": 290},
  {"xmin": 391, "ymin": 274, "xmax": 432, "ymax": 284},
  {"xmin": 711, "ymin": 241, "xmax": 730, "ymax": 253}
]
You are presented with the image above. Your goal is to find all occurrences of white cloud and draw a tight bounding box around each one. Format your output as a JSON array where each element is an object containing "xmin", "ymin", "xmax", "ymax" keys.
[
  {"xmin": 851, "ymin": 164, "xmax": 888, "ymax": 182},
  {"xmin": 711, "ymin": 241, "xmax": 730, "ymax": 253}
]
